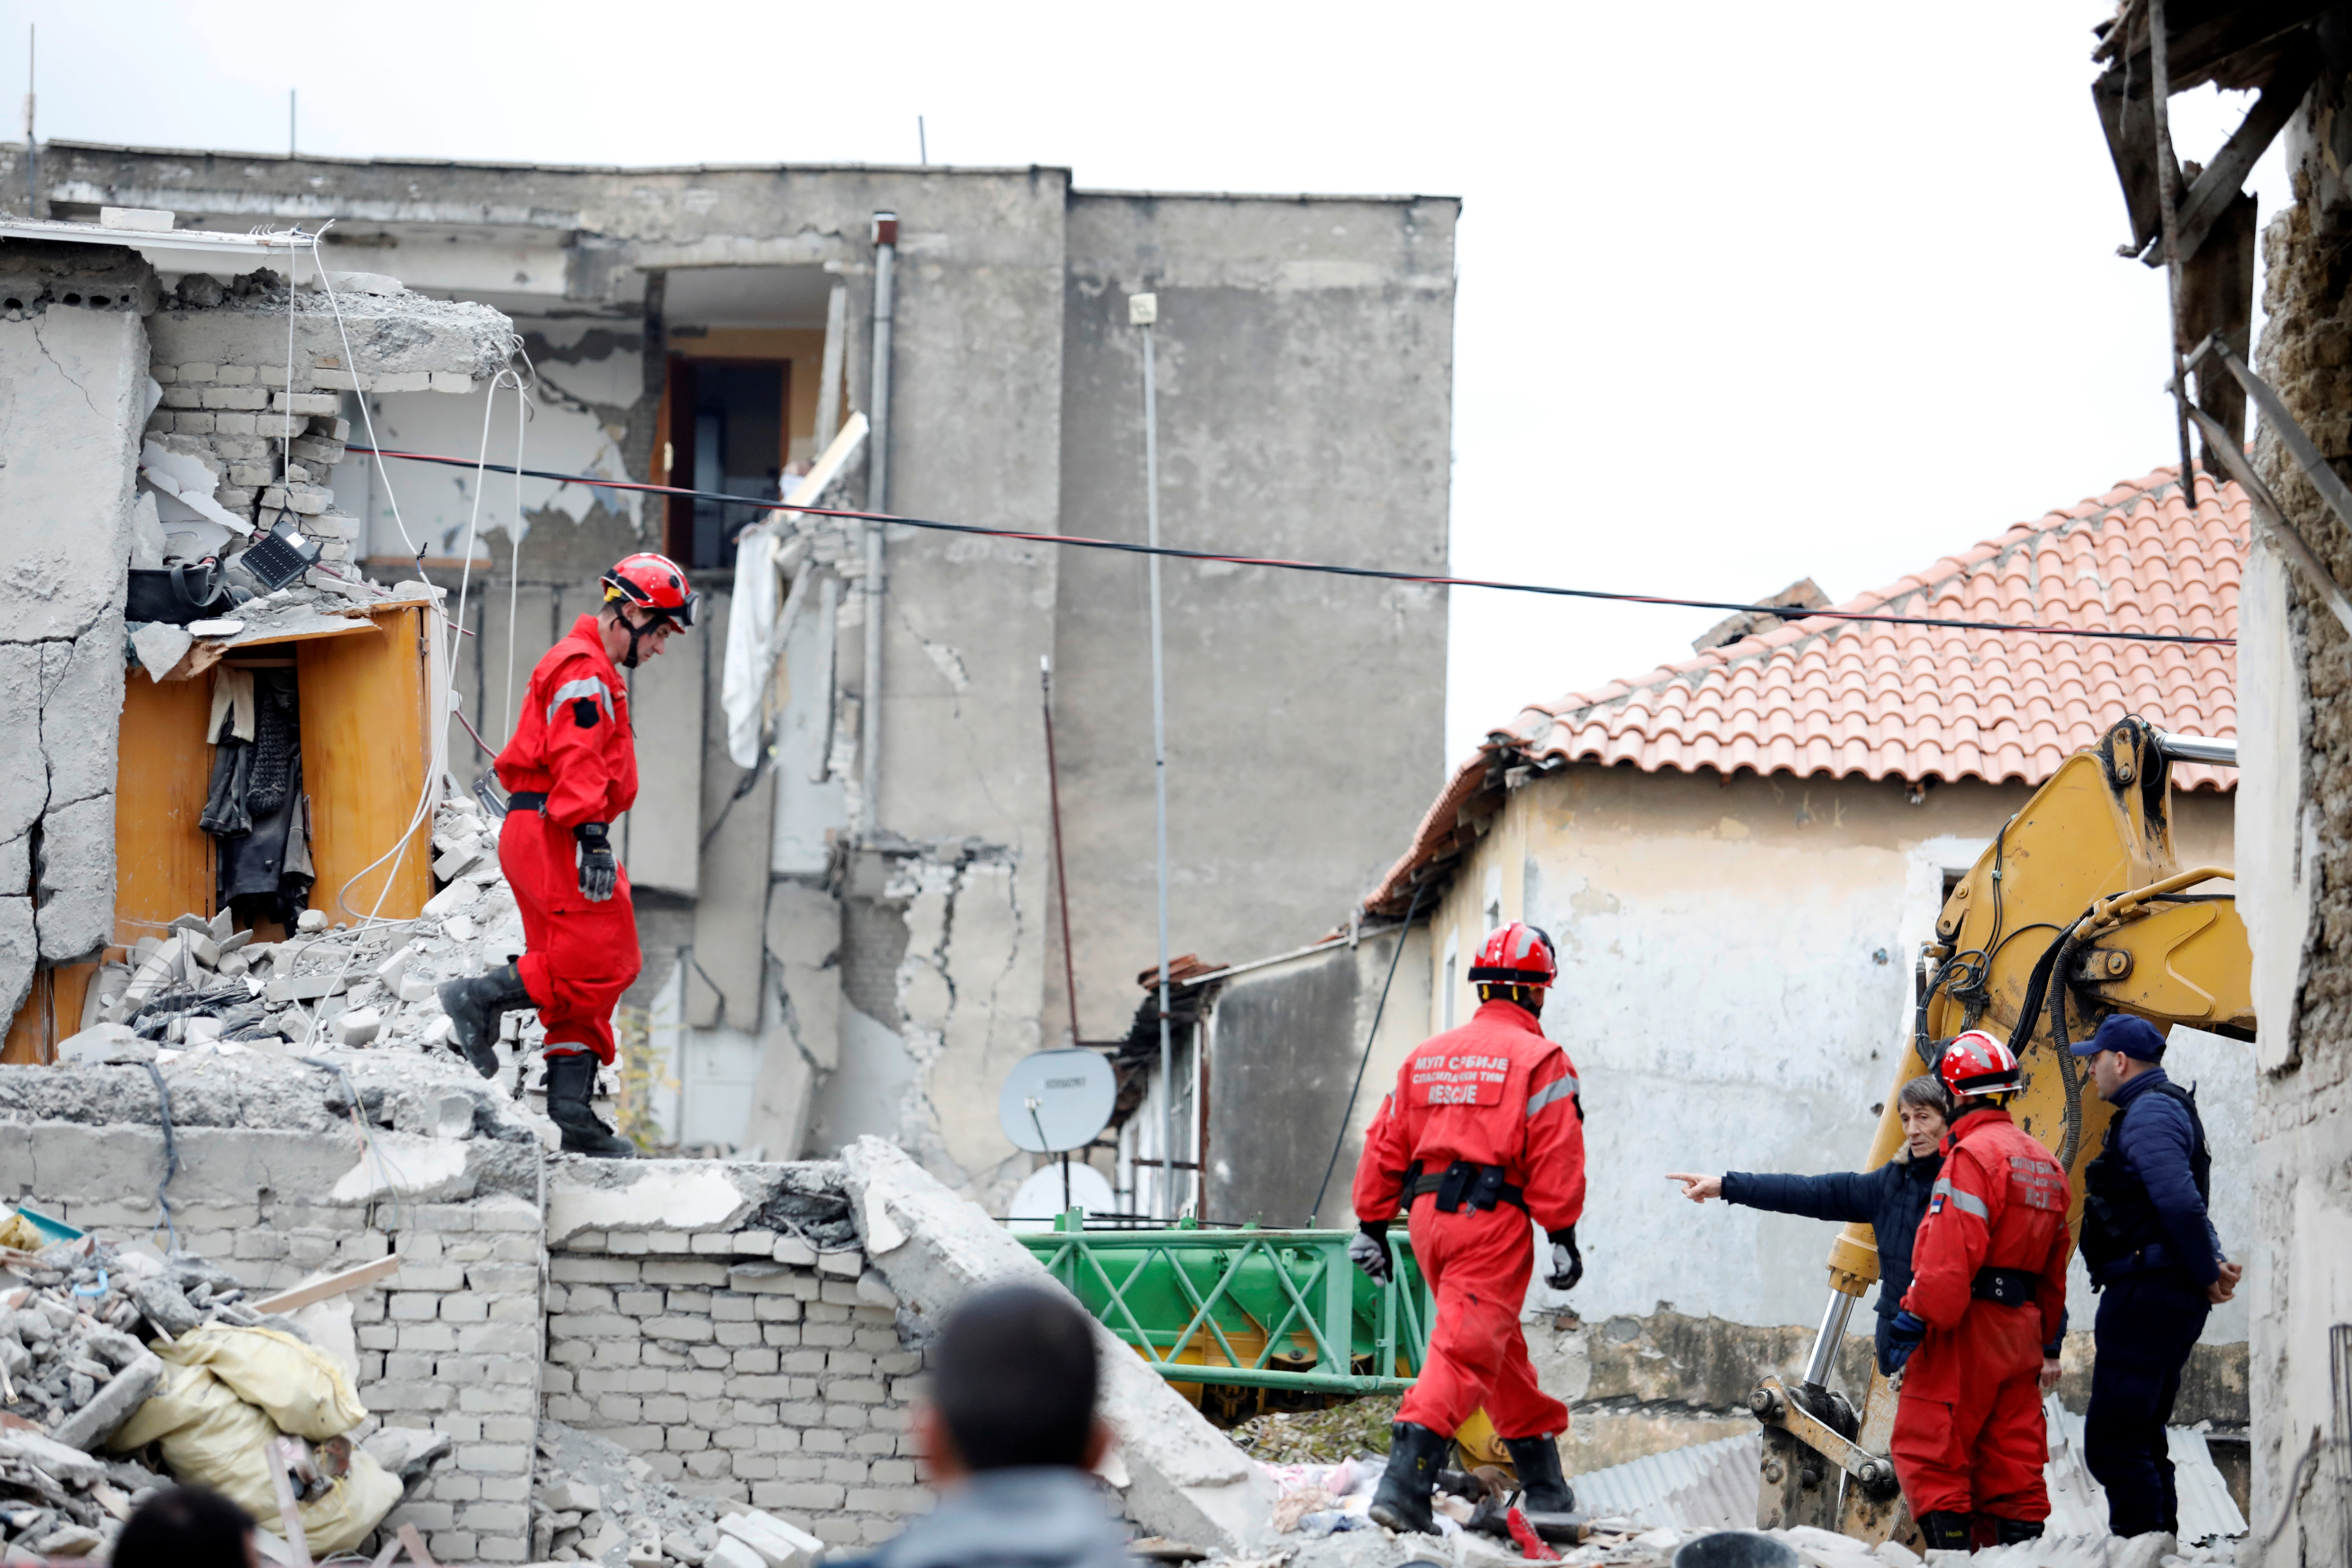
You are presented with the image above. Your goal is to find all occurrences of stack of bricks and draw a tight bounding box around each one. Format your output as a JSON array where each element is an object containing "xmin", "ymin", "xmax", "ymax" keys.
[
  {"xmin": 140, "ymin": 276, "xmax": 487, "ymax": 569},
  {"xmin": 143, "ymin": 353, "xmax": 365, "ymax": 564},
  {"xmin": 541, "ymin": 1218, "xmax": 932, "ymax": 1550},
  {"xmin": 25, "ymin": 1187, "xmax": 546, "ymax": 1566}
]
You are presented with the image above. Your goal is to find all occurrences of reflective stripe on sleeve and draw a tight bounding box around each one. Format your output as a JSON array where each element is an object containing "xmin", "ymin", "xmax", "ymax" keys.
[
  {"xmin": 1931, "ymin": 1177, "xmax": 1989, "ymax": 1220},
  {"xmin": 547, "ymin": 676, "xmax": 614, "ymax": 729},
  {"xmin": 1527, "ymin": 1074, "xmax": 1581, "ymax": 1118}
]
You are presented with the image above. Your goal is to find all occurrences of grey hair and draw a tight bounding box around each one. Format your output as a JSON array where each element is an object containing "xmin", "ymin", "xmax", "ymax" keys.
[{"xmin": 1897, "ymin": 1074, "xmax": 1949, "ymax": 1116}]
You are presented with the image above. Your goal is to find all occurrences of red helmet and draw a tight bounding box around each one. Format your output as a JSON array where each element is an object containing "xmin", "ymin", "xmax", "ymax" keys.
[
  {"xmin": 602, "ymin": 552, "xmax": 699, "ymax": 630},
  {"xmin": 1469, "ymin": 921, "xmax": 1558, "ymax": 989},
  {"xmin": 1938, "ymin": 1029, "xmax": 2022, "ymax": 1100}
]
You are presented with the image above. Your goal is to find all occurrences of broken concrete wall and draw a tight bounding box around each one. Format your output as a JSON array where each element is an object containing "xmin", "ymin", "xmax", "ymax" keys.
[
  {"xmin": 541, "ymin": 1159, "xmax": 923, "ymax": 1550},
  {"xmin": 0, "ymin": 243, "xmax": 148, "ymax": 1017},
  {"xmin": 0, "ymin": 1054, "xmax": 548, "ymax": 1564},
  {"xmin": 1053, "ymin": 194, "xmax": 1456, "ymax": 1057},
  {"xmin": 2240, "ymin": 64, "xmax": 2352, "ymax": 1568},
  {"xmin": 41, "ymin": 149, "xmax": 1454, "ymax": 1198}
]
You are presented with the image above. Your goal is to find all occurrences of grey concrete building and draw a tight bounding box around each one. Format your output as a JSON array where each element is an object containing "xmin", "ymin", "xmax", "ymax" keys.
[{"xmin": 9, "ymin": 142, "xmax": 1457, "ymax": 1202}]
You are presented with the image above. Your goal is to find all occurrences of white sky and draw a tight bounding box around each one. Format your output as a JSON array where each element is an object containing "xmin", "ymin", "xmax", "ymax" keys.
[{"xmin": 8, "ymin": 0, "xmax": 2287, "ymax": 769}]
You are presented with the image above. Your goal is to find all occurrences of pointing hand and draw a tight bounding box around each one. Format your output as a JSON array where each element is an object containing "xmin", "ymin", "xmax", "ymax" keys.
[{"xmin": 1666, "ymin": 1173, "xmax": 1723, "ymax": 1203}]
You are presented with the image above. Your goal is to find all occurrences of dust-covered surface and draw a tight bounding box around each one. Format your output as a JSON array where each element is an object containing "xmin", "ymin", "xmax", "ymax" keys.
[
  {"xmin": 1226, "ymin": 1522, "xmax": 2241, "ymax": 1568},
  {"xmin": 531, "ymin": 1419, "xmax": 829, "ymax": 1566}
]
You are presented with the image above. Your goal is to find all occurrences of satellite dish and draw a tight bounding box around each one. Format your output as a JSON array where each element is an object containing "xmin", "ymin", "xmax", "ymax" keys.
[
  {"xmin": 998, "ymin": 1048, "xmax": 1116, "ymax": 1154},
  {"xmin": 1005, "ymin": 1161, "xmax": 1116, "ymax": 1232}
]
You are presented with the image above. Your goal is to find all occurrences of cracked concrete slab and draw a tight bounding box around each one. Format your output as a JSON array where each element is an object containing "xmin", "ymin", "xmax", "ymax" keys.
[
  {"xmin": 35, "ymin": 794, "xmax": 115, "ymax": 964},
  {"xmin": 841, "ymin": 1138, "xmax": 1276, "ymax": 1553},
  {"xmin": 0, "ymin": 300, "xmax": 144, "ymax": 647}
]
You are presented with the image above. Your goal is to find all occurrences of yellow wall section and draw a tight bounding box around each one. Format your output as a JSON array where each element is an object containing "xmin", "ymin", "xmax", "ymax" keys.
[{"xmin": 299, "ymin": 607, "xmax": 434, "ymax": 923}]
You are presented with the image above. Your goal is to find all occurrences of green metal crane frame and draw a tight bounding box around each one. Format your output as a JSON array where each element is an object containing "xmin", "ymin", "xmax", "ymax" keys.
[{"xmin": 1015, "ymin": 1215, "xmax": 1433, "ymax": 1394}]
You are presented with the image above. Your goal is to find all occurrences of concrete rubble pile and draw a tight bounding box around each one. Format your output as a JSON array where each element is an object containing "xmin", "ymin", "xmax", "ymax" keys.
[
  {"xmin": 0, "ymin": 1226, "xmax": 337, "ymax": 1559},
  {"xmin": 63, "ymin": 792, "xmax": 581, "ymax": 1103},
  {"xmin": 531, "ymin": 1420, "xmax": 824, "ymax": 1567}
]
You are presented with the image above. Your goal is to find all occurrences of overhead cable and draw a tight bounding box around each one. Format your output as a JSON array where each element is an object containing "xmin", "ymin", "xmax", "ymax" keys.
[{"xmin": 350, "ymin": 447, "xmax": 2238, "ymax": 649}]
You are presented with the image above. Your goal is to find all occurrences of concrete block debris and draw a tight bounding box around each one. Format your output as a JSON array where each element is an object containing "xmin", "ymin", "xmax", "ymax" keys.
[
  {"xmin": 84, "ymin": 793, "xmax": 536, "ymax": 1077},
  {"xmin": 532, "ymin": 1419, "xmax": 809, "ymax": 1567}
]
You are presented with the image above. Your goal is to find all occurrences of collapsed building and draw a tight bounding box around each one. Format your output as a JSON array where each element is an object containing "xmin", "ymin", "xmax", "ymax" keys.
[{"xmin": 0, "ymin": 142, "xmax": 1460, "ymax": 1208}]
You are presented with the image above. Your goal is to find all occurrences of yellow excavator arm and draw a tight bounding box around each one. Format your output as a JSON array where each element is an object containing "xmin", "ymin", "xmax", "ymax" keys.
[{"xmin": 1755, "ymin": 718, "xmax": 2250, "ymax": 1539}]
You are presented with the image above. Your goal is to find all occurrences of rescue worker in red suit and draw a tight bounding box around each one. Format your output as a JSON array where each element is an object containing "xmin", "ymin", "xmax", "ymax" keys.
[
  {"xmin": 439, "ymin": 553, "xmax": 698, "ymax": 1158},
  {"xmin": 1349, "ymin": 922, "xmax": 1585, "ymax": 1534},
  {"xmin": 1885, "ymin": 1030, "xmax": 2072, "ymax": 1549}
]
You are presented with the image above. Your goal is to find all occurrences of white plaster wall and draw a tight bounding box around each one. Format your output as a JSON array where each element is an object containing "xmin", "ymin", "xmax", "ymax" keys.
[
  {"xmin": 342, "ymin": 317, "xmax": 642, "ymax": 564},
  {"xmin": 1416, "ymin": 766, "xmax": 2249, "ymax": 1342}
]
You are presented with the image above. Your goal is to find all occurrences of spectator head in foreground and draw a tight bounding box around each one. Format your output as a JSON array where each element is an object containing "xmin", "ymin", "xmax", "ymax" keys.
[
  {"xmin": 869, "ymin": 1283, "xmax": 1129, "ymax": 1568},
  {"xmin": 919, "ymin": 1281, "xmax": 1110, "ymax": 1479},
  {"xmin": 112, "ymin": 1486, "xmax": 260, "ymax": 1568}
]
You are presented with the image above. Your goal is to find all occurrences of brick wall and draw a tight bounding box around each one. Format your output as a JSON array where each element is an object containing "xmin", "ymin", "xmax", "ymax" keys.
[{"xmin": 539, "ymin": 1222, "xmax": 932, "ymax": 1550}]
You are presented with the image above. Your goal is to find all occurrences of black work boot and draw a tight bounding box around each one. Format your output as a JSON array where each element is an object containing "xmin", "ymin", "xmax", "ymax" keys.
[
  {"xmin": 1368, "ymin": 1422, "xmax": 1449, "ymax": 1535},
  {"xmin": 543, "ymin": 1051, "xmax": 636, "ymax": 1158},
  {"xmin": 438, "ymin": 962, "xmax": 531, "ymax": 1077},
  {"xmin": 1916, "ymin": 1511, "xmax": 1973, "ymax": 1552},
  {"xmin": 1994, "ymin": 1519, "xmax": 2044, "ymax": 1545},
  {"xmin": 1502, "ymin": 1433, "xmax": 1575, "ymax": 1514}
]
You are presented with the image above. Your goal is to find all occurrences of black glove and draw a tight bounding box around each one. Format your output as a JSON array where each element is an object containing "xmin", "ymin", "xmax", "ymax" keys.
[
  {"xmin": 576, "ymin": 821, "xmax": 617, "ymax": 902},
  {"xmin": 1348, "ymin": 1220, "xmax": 1392, "ymax": 1285},
  {"xmin": 1545, "ymin": 1226, "xmax": 1583, "ymax": 1291},
  {"xmin": 1884, "ymin": 1309, "xmax": 1927, "ymax": 1376}
]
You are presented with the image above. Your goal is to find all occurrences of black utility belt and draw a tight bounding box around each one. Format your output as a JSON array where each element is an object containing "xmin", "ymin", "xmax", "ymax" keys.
[
  {"xmin": 507, "ymin": 792, "xmax": 550, "ymax": 813},
  {"xmin": 1972, "ymin": 1267, "xmax": 2039, "ymax": 1307},
  {"xmin": 1406, "ymin": 1161, "xmax": 1527, "ymax": 1215}
]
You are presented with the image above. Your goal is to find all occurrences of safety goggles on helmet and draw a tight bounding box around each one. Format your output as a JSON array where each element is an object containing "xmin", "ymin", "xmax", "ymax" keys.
[
  {"xmin": 601, "ymin": 551, "xmax": 700, "ymax": 631},
  {"xmin": 1467, "ymin": 920, "xmax": 1559, "ymax": 988},
  {"xmin": 1937, "ymin": 1029, "xmax": 2023, "ymax": 1100}
]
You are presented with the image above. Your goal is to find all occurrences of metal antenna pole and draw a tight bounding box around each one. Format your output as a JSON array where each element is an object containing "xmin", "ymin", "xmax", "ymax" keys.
[
  {"xmin": 23, "ymin": 26, "xmax": 35, "ymax": 220},
  {"xmin": 1134, "ymin": 292, "xmax": 1174, "ymax": 1218},
  {"xmin": 289, "ymin": 90, "xmax": 296, "ymax": 158}
]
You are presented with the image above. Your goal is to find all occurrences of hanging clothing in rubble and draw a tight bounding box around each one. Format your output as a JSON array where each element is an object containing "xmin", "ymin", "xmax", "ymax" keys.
[{"xmin": 200, "ymin": 667, "xmax": 313, "ymax": 926}]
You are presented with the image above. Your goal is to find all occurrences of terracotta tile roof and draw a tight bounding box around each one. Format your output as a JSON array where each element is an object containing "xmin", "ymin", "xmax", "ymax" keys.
[{"xmin": 1366, "ymin": 466, "xmax": 2243, "ymax": 915}]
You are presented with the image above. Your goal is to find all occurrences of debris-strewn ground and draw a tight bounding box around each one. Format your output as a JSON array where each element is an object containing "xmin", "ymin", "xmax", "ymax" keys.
[
  {"xmin": 1236, "ymin": 1522, "xmax": 2240, "ymax": 1568},
  {"xmin": 1230, "ymin": 1396, "xmax": 1401, "ymax": 1465}
]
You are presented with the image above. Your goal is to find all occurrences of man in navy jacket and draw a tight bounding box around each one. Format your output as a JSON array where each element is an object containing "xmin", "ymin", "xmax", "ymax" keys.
[
  {"xmin": 1672, "ymin": 1074, "xmax": 2059, "ymax": 1384},
  {"xmin": 2073, "ymin": 1015, "xmax": 2242, "ymax": 1538}
]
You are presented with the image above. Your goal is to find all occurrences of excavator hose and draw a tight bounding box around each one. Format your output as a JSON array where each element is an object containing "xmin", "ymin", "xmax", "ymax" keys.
[{"xmin": 2044, "ymin": 923, "xmax": 2094, "ymax": 1172}]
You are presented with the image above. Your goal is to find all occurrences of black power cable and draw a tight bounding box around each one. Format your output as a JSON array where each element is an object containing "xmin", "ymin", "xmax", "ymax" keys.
[
  {"xmin": 352, "ymin": 447, "xmax": 2235, "ymax": 650},
  {"xmin": 1307, "ymin": 882, "xmax": 1427, "ymax": 1227}
]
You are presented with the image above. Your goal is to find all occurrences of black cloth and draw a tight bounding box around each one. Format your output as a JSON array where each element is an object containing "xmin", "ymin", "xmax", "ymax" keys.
[
  {"xmin": 205, "ymin": 670, "xmax": 312, "ymax": 922},
  {"xmin": 1722, "ymin": 1151, "xmax": 1939, "ymax": 1374},
  {"xmin": 2086, "ymin": 1272, "xmax": 2210, "ymax": 1536},
  {"xmin": 2082, "ymin": 1068, "xmax": 2220, "ymax": 1287}
]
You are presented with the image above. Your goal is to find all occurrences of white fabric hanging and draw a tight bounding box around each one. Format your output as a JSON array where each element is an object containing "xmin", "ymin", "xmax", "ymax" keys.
[{"xmin": 719, "ymin": 414, "xmax": 869, "ymax": 768}]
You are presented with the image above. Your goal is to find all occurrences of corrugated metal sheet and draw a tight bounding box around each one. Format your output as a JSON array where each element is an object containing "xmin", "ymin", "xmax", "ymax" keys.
[
  {"xmin": 1575, "ymin": 1433, "xmax": 1759, "ymax": 1531},
  {"xmin": 1570, "ymin": 1406, "xmax": 2246, "ymax": 1542},
  {"xmin": 2045, "ymin": 1397, "xmax": 2247, "ymax": 1545}
]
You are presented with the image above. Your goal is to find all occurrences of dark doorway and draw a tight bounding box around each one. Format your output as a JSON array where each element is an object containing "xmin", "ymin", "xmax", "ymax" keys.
[{"xmin": 664, "ymin": 357, "xmax": 789, "ymax": 570}]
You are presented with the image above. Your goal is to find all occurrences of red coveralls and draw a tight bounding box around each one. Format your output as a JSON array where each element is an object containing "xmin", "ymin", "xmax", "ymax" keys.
[
  {"xmin": 492, "ymin": 613, "xmax": 643, "ymax": 1064},
  {"xmin": 1893, "ymin": 1106, "xmax": 2072, "ymax": 1521},
  {"xmin": 1353, "ymin": 998, "xmax": 1585, "ymax": 1440}
]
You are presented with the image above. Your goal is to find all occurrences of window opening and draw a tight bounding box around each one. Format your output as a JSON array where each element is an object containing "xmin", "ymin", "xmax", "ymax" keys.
[{"xmin": 664, "ymin": 356, "xmax": 789, "ymax": 571}]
